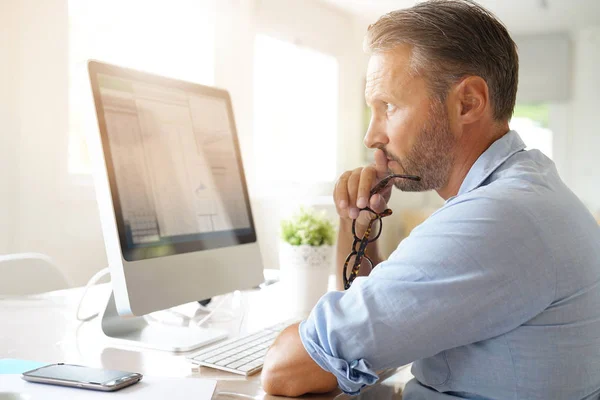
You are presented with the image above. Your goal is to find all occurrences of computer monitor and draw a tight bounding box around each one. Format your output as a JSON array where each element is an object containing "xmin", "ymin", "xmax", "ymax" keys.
[{"xmin": 87, "ymin": 60, "xmax": 265, "ymax": 352}]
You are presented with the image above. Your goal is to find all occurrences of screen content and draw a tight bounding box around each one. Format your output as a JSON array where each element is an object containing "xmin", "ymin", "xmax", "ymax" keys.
[{"xmin": 96, "ymin": 73, "xmax": 253, "ymax": 258}]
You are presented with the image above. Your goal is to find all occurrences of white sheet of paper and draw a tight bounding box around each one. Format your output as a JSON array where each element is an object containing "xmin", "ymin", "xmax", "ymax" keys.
[{"xmin": 0, "ymin": 374, "xmax": 216, "ymax": 400}]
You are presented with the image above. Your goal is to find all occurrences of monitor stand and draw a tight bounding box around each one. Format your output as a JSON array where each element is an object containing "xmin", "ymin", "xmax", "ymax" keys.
[{"xmin": 100, "ymin": 292, "xmax": 228, "ymax": 352}]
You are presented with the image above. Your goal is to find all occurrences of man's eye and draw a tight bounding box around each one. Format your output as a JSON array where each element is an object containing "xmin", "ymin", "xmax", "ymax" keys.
[{"xmin": 386, "ymin": 103, "xmax": 396, "ymax": 113}]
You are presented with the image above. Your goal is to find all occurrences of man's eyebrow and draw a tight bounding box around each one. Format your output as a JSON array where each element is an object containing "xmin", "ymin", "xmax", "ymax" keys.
[{"xmin": 366, "ymin": 89, "xmax": 396, "ymax": 106}]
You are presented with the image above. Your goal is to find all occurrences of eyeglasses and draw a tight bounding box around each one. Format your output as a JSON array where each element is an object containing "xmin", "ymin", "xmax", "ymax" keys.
[{"xmin": 343, "ymin": 174, "xmax": 421, "ymax": 290}]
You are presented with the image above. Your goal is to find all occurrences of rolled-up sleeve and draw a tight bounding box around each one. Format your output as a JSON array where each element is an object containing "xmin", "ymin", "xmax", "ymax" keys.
[
  {"xmin": 299, "ymin": 301, "xmax": 379, "ymax": 395},
  {"xmin": 297, "ymin": 194, "xmax": 556, "ymax": 395}
]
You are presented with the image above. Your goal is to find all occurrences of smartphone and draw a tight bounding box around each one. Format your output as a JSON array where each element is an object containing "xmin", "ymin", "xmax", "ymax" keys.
[{"xmin": 22, "ymin": 363, "xmax": 143, "ymax": 392}]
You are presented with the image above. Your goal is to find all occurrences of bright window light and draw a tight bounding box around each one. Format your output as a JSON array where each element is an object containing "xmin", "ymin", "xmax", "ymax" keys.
[
  {"xmin": 68, "ymin": 0, "xmax": 216, "ymax": 175},
  {"xmin": 253, "ymin": 34, "xmax": 339, "ymax": 188},
  {"xmin": 510, "ymin": 103, "xmax": 553, "ymax": 159}
]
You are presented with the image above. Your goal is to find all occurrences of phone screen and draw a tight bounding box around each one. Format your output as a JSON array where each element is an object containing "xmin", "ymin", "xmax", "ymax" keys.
[{"xmin": 24, "ymin": 364, "xmax": 140, "ymax": 385}]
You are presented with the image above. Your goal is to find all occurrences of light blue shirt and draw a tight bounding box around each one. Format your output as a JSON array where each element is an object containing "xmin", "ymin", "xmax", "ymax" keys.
[{"xmin": 299, "ymin": 131, "xmax": 600, "ymax": 399}]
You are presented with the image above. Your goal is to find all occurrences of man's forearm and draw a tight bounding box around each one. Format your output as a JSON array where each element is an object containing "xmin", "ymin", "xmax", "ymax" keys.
[{"xmin": 335, "ymin": 218, "xmax": 383, "ymax": 290}]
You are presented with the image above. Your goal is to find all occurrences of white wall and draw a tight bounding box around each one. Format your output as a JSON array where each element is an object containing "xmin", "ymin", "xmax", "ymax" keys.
[
  {"xmin": 569, "ymin": 26, "xmax": 600, "ymax": 213},
  {"xmin": 0, "ymin": 0, "xmax": 19, "ymax": 254},
  {"xmin": 5, "ymin": 0, "xmax": 109, "ymax": 286},
  {"xmin": 515, "ymin": 34, "xmax": 571, "ymax": 103}
]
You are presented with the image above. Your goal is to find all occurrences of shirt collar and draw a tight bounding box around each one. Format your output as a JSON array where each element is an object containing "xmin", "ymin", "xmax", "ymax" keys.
[{"xmin": 455, "ymin": 130, "xmax": 526, "ymax": 197}]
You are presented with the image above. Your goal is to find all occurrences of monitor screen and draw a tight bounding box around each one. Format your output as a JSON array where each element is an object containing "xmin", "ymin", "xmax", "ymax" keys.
[{"xmin": 89, "ymin": 65, "xmax": 256, "ymax": 261}]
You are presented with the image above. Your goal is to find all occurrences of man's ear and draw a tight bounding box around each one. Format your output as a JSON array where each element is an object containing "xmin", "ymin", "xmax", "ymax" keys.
[{"xmin": 452, "ymin": 76, "xmax": 489, "ymax": 125}]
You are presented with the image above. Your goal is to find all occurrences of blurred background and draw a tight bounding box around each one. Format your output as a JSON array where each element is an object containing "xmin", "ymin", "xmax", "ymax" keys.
[{"xmin": 0, "ymin": 0, "xmax": 599, "ymax": 288}]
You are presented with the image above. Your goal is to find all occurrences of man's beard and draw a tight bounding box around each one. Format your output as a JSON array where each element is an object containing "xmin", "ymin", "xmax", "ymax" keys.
[{"xmin": 383, "ymin": 101, "xmax": 456, "ymax": 192}]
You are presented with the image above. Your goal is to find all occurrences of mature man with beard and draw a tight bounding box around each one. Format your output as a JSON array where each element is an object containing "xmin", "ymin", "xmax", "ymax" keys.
[{"xmin": 261, "ymin": 1, "xmax": 600, "ymax": 399}]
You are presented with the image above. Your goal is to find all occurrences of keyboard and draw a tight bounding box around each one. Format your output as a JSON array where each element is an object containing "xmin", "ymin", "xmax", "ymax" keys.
[{"xmin": 187, "ymin": 320, "xmax": 295, "ymax": 376}]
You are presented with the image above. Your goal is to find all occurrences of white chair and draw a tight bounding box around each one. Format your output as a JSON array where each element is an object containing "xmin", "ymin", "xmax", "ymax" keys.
[{"xmin": 0, "ymin": 253, "xmax": 72, "ymax": 296}]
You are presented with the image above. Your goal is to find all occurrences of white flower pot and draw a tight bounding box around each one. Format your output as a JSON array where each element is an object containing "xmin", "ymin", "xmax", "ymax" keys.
[{"xmin": 279, "ymin": 243, "xmax": 334, "ymax": 317}]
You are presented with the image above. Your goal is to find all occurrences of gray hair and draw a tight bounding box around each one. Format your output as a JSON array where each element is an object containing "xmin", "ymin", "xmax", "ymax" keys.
[{"xmin": 364, "ymin": 0, "xmax": 519, "ymax": 121}]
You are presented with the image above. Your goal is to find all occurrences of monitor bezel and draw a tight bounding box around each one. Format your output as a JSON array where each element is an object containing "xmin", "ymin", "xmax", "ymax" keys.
[{"xmin": 88, "ymin": 61, "xmax": 257, "ymax": 262}]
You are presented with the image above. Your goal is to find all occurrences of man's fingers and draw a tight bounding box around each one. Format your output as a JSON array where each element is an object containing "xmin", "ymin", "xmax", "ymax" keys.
[
  {"xmin": 357, "ymin": 209, "xmax": 373, "ymax": 228},
  {"xmin": 374, "ymin": 148, "xmax": 389, "ymax": 178},
  {"xmin": 357, "ymin": 167, "xmax": 376, "ymax": 208},
  {"xmin": 334, "ymin": 171, "xmax": 351, "ymax": 217},
  {"xmin": 369, "ymin": 193, "xmax": 388, "ymax": 213},
  {"xmin": 347, "ymin": 168, "xmax": 362, "ymax": 217},
  {"xmin": 334, "ymin": 165, "xmax": 391, "ymax": 223}
]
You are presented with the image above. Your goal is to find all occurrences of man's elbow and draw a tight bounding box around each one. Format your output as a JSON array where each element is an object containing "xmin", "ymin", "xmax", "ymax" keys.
[
  {"xmin": 261, "ymin": 361, "xmax": 305, "ymax": 397},
  {"xmin": 260, "ymin": 323, "xmax": 339, "ymax": 396},
  {"xmin": 261, "ymin": 358, "xmax": 338, "ymax": 397}
]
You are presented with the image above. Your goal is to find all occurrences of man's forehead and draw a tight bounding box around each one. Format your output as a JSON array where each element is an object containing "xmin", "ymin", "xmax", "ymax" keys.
[{"xmin": 366, "ymin": 47, "xmax": 414, "ymax": 90}]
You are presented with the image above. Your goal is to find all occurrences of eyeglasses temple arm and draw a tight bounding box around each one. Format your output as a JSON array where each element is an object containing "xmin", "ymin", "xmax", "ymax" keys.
[{"xmin": 370, "ymin": 174, "xmax": 421, "ymax": 196}]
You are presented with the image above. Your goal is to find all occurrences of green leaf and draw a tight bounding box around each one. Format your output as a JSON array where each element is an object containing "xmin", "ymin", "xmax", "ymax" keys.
[{"xmin": 279, "ymin": 206, "xmax": 336, "ymax": 246}]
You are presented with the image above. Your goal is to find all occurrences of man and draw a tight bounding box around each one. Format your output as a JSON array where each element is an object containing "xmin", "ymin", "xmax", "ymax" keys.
[{"xmin": 262, "ymin": 0, "xmax": 600, "ymax": 398}]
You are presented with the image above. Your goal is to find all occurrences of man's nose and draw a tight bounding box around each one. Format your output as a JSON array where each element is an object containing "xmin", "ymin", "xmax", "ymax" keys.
[{"xmin": 363, "ymin": 117, "xmax": 388, "ymax": 149}]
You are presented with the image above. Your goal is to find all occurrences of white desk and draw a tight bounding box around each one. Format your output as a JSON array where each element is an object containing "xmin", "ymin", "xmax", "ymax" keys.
[{"xmin": 0, "ymin": 283, "xmax": 412, "ymax": 399}]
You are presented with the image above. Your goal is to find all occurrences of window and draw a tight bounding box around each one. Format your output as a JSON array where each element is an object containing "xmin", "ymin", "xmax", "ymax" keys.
[
  {"xmin": 510, "ymin": 103, "xmax": 553, "ymax": 159},
  {"xmin": 68, "ymin": 0, "xmax": 216, "ymax": 175},
  {"xmin": 253, "ymin": 34, "xmax": 339, "ymax": 191}
]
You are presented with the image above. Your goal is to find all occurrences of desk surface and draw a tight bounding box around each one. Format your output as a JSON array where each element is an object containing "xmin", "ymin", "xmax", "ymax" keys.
[{"xmin": 0, "ymin": 283, "xmax": 412, "ymax": 399}]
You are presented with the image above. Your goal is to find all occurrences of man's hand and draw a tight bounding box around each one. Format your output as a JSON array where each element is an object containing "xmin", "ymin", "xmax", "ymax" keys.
[
  {"xmin": 334, "ymin": 148, "xmax": 392, "ymax": 233},
  {"xmin": 333, "ymin": 149, "xmax": 393, "ymax": 289}
]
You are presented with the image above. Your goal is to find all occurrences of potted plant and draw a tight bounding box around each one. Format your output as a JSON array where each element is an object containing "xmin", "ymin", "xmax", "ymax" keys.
[{"xmin": 279, "ymin": 207, "xmax": 336, "ymax": 315}]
